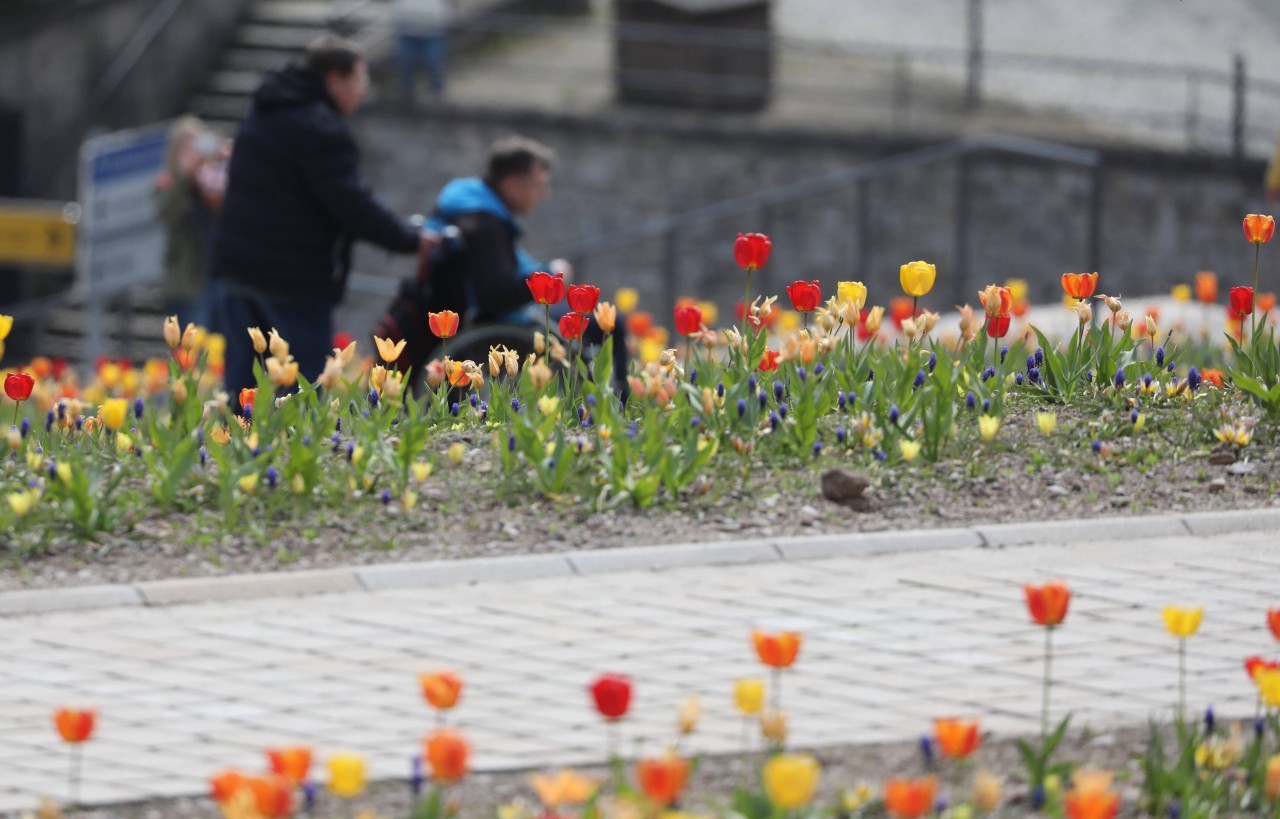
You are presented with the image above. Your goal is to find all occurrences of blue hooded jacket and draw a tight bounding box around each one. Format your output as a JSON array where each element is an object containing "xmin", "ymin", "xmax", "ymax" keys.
[{"xmin": 430, "ymin": 177, "xmax": 541, "ymax": 276}]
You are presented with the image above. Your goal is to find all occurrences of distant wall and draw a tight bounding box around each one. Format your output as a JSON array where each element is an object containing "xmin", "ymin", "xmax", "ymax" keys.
[
  {"xmin": 342, "ymin": 104, "xmax": 1267, "ymax": 336},
  {"xmin": 0, "ymin": 0, "xmax": 253, "ymax": 199}
]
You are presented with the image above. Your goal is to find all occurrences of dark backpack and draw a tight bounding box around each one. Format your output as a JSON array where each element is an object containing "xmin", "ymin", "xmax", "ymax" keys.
[{"xmin": 372, "ymin": 225, "xmax": 463, "ymax": 374}]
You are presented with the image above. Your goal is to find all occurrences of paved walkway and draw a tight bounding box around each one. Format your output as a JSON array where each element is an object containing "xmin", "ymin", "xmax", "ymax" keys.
[{"xmin": 1, "ymin": 525, "xmax": 1278, "ymax": 811}]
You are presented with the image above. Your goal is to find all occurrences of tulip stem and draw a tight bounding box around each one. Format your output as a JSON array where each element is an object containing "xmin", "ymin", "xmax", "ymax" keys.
[
  {"xmin": 544, "ymin": 305, "xmax": 551, "ymax": 363},
  {"xmin": 1179, "ymin": 637, "xmax": 1186, "ymax": 723},
  {"xmin": 11, "ymin": 401, "xmax": 18, "ymax": 429},
  {"xmin": 1253, "ymin": 242, "xmax": 1261, "ymax": 350},
  {"xmin": 743, "ymin": 267, "xmax": 754, "ymax": 358},
  {"xmin": 68, "ymin": 743, "xmax": 82, "ymax": 815},
  {"xmin": 771, "ymin": 668, "xmax": 782, "ymax": 712},
  {"xmin": 1041, "ymin": 626, "xmax": 1053, "ymax": 740}
]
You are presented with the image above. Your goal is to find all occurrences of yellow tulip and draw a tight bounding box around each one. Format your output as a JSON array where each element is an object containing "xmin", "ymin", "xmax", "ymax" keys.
[
  {"xmin": 266, "ymin": 356, "xmax": 299, "ymax": 388},
  {"xmin": 864, "ymin": 305, "xmax": 885, "ymax": 334},
  {"xmin": 899, "ymin": 439, "xmax": 921, "ymax": 462},
  {"xmin": 759, "ymin": 709, "xmax": 788, "ymax": 744},
  {"xmin": 1133, "ymin": 412, "xmax": 1146, "ymax": 433},
  {"xmin": 1261, "ymin": 670, "xmax": 1280, "ymax": 709},
  {"xmin": 8, "ymin": 490, "xmax": 37, "ymax": 516},
  {"xmin": 734, "ymin": 678, "xmax": 765, "ymax": 715},
  {"xmin": 900, "ymin": 260, "xmax": 936, "ymax": 298},
  {"xmin": 677, "ymin": 695, "xmax": 701, "ymax": 735},
  {"xmin": 841, "ymin": 785, "xmax": 875, "ymax": 813},
  {"xmin": 1162, "ymin": 606, "xmax": 1203, "ymax": 638},
  {"xmin": 292, "ymin": 473, "xmax": 306, "ymax": 495},
  {"xmin": 1036, "ymin": 412, "xmax": 1057, "ymax": 435},
  {"xmin": 247, "ymin": 326, "xmax": 267, "ymax": 355},
  {"xmin": 56, "ymin": 463, "xmax": 72, "ymax": 483},
  {"xmin": 0, "ymin": 313, "xmax": 13, "ymax": 341},
  {"xmin": 412, "ymin": 461, "xmax": 433, "ymax": 482},
  {"xmin": 761, "ymin": 753, "xmax": 820, "ymax": 809},
  {"xmin": 1265, "ymin": 754, "xmax": 1280, "ymax": 802},
  {"xmin": 238, "ymin": 473, "xmax": 258, "ymax": 494},
  {"xmin": 163, "ymin": 315, "xmax": 181, "ymax": 349},
  {"xmin": 448, "ymin": 442, "xmax": 465, "ymax": 465},
  {"xmin": 972, "ymin": 771, "xmax": 1002, "ymax": 811},
  {"xmin": 979, "ymin": 415, "xmax": 1000, "ymax": 442},
  {"xmin": 1004, "ymin": 278, "xmax": 1029, "ymax": 302},
  {"xmin": 615, "ymin": 287, "xmax": 639, "ymax": 314},
  {"xmin": 351, "ymin": 445, "xmax": 365, "ymax": 465},
  {"xmin": 402, "ymin": 490, "xmax": 417, "ymax": 511},
  {"xmin": 537, "ymin": 395, "xmax": 561, "ymax": 416},
  {"xmin": 696, "ymin": 300, "xmax": 719, "ymax": 326},
  {"xmin": 268, "ymin": 328, "xmax": 289, "ymax": 360},
  {"xmin": 1171, "ymin": 284, "xmax": 1192, "ymax": 303},
  {"xmin": 328, "ymin": 752, "xmax": 367, "ymax": 799},
  {"xmin": 98, "ymin": 398, "xmax": 128, "ymax": 432},
  {"xmin": 837, "ymin": 281, "xmax": 868, "ymax": 312}
]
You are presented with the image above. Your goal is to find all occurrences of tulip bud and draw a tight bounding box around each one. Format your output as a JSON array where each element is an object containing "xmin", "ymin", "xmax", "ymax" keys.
[
  {"xmin": 972, "ymin": 772, "xmax": 1002, "ymax": 811},
  {"xmin": 901, "ymin": 317, "xmax": 920, "ymax": 339},
  {"xmin": 488, "ymin": 348, "xmax": 503, "ymax": 378},
  {"xmin": 181, "ymin": 323, "xmax": 197, "ymax": 352},
  {"xmin": 864, "ymin": 306, "xmax": 884, "ymax": 334},
  {"xmin": 1266, "ymin": 754, "xmax": 1280, "ymax": 802},
  {"xmin": 172, "ymin": 378, "xmax": 188, "ymax": 405},
  {"xmin": 1115, "ymin": 310, "xmax": 1132, "ymax": 332},
  {"xmin": 268, "ymin": 328, "xmax": 289, "ymax": 360},
  {"xmin": 163, "ymin": 315, "xmax": 181, "ymax": 349},
  {"xmin": 371, "ymin": 365, "xmax": 387, "ymax": 391},
  {"xmin": 918, "ymin": 310, "xmax": 939, "ymax": 334},
  {"xmin": 594, "ymin": 301, "xmax": 617, "ymax": 335},
  {"xmin": 529, "ymin": 360, "xmax": 553, "ymax": 390},
  {"xmin": 760, "ymin": 709, "xmax": 788, "ymax": 744},
  {"xmin": 248, "ymin": 326, "xmax": 267, "ymax": 355},
  {"xmin": 1098, "ymin": 294, "xmax": 1123, "ymax": 313},
  {"xmin": 1145, "ymin": 315, "xmax": 1158, "ymax": 339},
  {"xmin": 425, "ymin": 360, "xmax": 446, "ymax": 389},
  {"xmin": 677, "ymin": 695, "xmax": 701, "ymax": 735},
  {"xmin": 533, "ymin": 332, "xmax": 546, "ymax": 355}
]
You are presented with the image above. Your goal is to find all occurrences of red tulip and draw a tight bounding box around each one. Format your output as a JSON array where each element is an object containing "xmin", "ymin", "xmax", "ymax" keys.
[
  {"xmin": 566, "ymin": 284, "xmax": 600, "ymax": 314},
  {"xmin": 527, "ymin": 271, "xmax": 567, "ymax": 305},
  {"xmin": 590, "ymin": 673, "xmax": 632, "ymax": 720},
  {"xmin": 5, "ymin": 372, "xmax": 34, "ymax": 402},
  {"xmin": 248, "ymin": 775, "xmax": 294, "ymax": 818},
  {"xmin": 425, "ymin": 729, "xmax": 470, "ymax": 783},
  {"xmin": 674, "ymin": 305, "xmax": 703, "ymax": 337},
  {"xmin": 758, "ymin": 350, "xmax": 780, "ymax": 372},
  {"xmin": 332, "ymin": 331, "xmax": 354, "ymax": 351},
  {"xmin": 266, "ymin": 746, "xmax": 312, "ymax": 784},
  {"xmin": 752, "ymin": 630, "xmax": 802, "ymax": 668},
  {"xmin": 1246, "ymin": 656, "xmax": 1280, "ymax": 681},
  {"xmin": 985, "ymin": 315, "xmax": 1011, "ymax": 339},
  {"xmin": 889, "ymin": 296, "xmax": 915, "ymax": 329},
  {"xmin": 1244, "ymin": 213, "xmax": 1276, "ymax": 244},
  {"xmin": 53, "ymin": 708, "xmax": 96, "ymax": 743},
  {"xmin": 210, "ymin": 770, "xmax": 248, "ymax": 803},
  {"xmin": 734, "ymin": 233, "xmax": 772, "ymax": 270},
  {"xmin": 636, "ymin": 755, "xmax": 690, "ymax": 806},
  {"xmin": 559, "ymin": 313, "xmax": 589, "ymax": 341},
  {"xmin": 884, "ymin": 777, "xmax": 938, "ymax": 819},
  {"xmin": 239, "ymin": 387, "xmax": 255, "ymax": 410},
  {"xmin": 429, "ymin": 310, "xmax": 460, "ymax": 339},
  {"xmin": 1025, "ymin": 581, "xmax": 1071, "ymax": 627},
  {"xmin": 1230, "ymin": 286, "xmax": 1254, "ymax": 319},
  {"xmin": 1269, "ymin": 609, "xmax": 1280, "ymax": 641},
  {"xmin": 1061, "ymin": 272, "xmax": 1099, "ymax": 300},
  {"xmin": 980, "ymin": 285, "xmax": 1014, "ymax": 317},
  {"xmin": 785, "ymin": 280, "xmax": 822, "ymax": 313}
]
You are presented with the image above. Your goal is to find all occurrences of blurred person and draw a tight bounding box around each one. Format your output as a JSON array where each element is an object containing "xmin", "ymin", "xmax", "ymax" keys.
[
  {"xmin": 154, "ymin": 117, "xmax": 225, "ymax": 329},
  {"xmin": 211, "ymin": 36, "xmax": 431, "ymax": 393},
  {"xmin": 393, "ymin": 0, "xmax": 456, "ymax": 104}
]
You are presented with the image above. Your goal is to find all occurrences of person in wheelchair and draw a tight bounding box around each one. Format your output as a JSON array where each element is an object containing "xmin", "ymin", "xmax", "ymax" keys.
[{"xmin": 419, "ymin": 136, "xmax": 626, "ymax": 381}]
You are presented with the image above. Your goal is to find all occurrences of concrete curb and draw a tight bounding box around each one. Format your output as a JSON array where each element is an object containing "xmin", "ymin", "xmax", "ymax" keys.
[{"xmin": 2, "ymin": 508, "xmax": 1277, "ymax": 617}]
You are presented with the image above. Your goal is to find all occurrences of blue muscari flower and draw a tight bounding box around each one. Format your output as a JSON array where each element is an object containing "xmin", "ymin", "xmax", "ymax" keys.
[
  {"xmin": 362, "ymin": 409, "xmax": 370, "ymax": 420},
  {"xmin": 1156, "ymin": 346, "xmax": 1165, "ymax": 367},
  {"xmin": 411, "ymin": 756, "xmax": 424, "ymax": 797},
  {"xmin": 450, "ymin": 402, "xmax": 460, "ymax": 417},
  {"xmin": 689, "ymin": 367, "xmax": 697, "ymax": 384},
  {"xmin": 982, "ymin": 399, "xmax": 991, "ymax": 413},
  {"xmin": 797, "ymin": 367, "xmax": 807, "ymax": 382},
  {"xmin": 380, "ymin": 488, "xmax": 392, "ymax": 505},
  {"xmin": 716, "ymin": 383, "xmax": 724, "ymax": 398},
  {"xmin": 1029, "ymin": 367, "xmax": 1040, "ymax": 384},
  {"xmin": 45, "ymin": 410, "xmax": 54, "ymax": 432},
  {"xmin": 690, "ymin": 416, "xmax": 701, "ymax": 428},
  {"xmin": 301, "ymin": 435, "xmax": 309, "ymax": 446},
  {"xmin": 774, "ymin": 380, "xmax": 785, "ymax": 401},
  {"xmin": 1085, "ymin": 369, "xmax": 1093, "ymax": 383},
  {"xmin": 19, "ymin": 417, "xmax": 29, "ymax": 438},
  {"xmin": 778, "ymin": 403, "xmax": 788, "ymax": 419},
  {"xmin": 1204, "ymin": 706, "xmax": 1215, "ymax": 734},
  {"xmin": 369, "ymin": 389, "xmax": 380, "ymax": 409},
  {"xmin": 265, "ymin": 466, "xmax": 279, "ymax": 489},
  {"xmin": 1168, "ymin": 364, "xmax": 1175, "ymax": 373},
  {"xmin": 587, "ymin": 393, "xmax": 597, "ymax": 407},
  {"xmin": 928, "ymin": 352, "xmax": 937, "ymax": 372},
  {"xmin": 1114, "ymin": 370, "xmax": 1125, "ymax": 388},
  {"xmin": 1000, "ymin": 346, "xmax": 1009, "ymax": 363},
  {"xmin": 867, "ymin": 368, "xmax": 875, "ymax": 382},
  {"xmin": 768, "ymin": 411, "xmax": 779, "ymax": 430},
  {"xmin": 874, "ymin": 449, "xmax": 887, "ymax": 461},
  {"xmin": 837, "ymin": 391, "xmax": 847, "ymax": 410},
  {"xmin": 966, "ymin": 391, "xmax": 976, "ymax": 410},
  {"xmin": 511, "ymin": 397, "xmax": 521, "ymax": 412},
  {"xmin": 1168, "ymin": 799, "xmax": 1180, "ymax": 819},
  {"xmin": 252, "ymin": 445, "xmax": 262, "ymax": 458},
  {"xmin": 1035, "ymin": 347, "xmax": 1044, "ymax": 366},
  {"xmin": 981, "ymin": 366, "xmax": 995, "ymax": 382},
  {"xmin": 1256, "ymin": 716, "xmax": 1266, "ymax": 739},
  {"xmin": 836, "ymin": 427, "xmax": 846, "ymax": 444},
  {"xmin": 913, "ymin": 370, "xmax": 925, "ymax": 388},
  {"xmin": 758, "ymin": 389, "xmax": 767, "ymax": 409},
  {"xmin": 199, "ymin": 446, "xmax": 208, "ymax": 467},
  {"xmin": 1188, "ymin": 366, "xmax": 1202, "ymax": 391},
  {"xmin": 1091, "ymin": 440, "xmax": 1102, "ymax": 452},
  {"xmin": 889, "ymin": 404, "xmax": 900, "ymax": 424},
  {"xmin": 813, "ymin": 441, "xmax": 823, "ymax": 458},
  {"xmin": 935, "ymin": 798, "xmax": 948, "ymax": 814},
  {"xmin": 814, "ymin": 362, "xmax": 825, "ymax": 376},
  {"xmin": 737, "ymin": 398, "xmax": 746, "ymax": 417},
  {"xmin": 919, "ymin": 735, "xmax": 935, "ymax": 766},
  {"xmin": 1131, "ymin": 409, "xmax": 1139, "ymax": 423},
  {"xmin": 196, "ymin": 428, "xmax": 204, "ymax": 445},
  {"xmin": 75, "ymin": 416, "xmax": 84, "ymax": 430},
  {"xmin": 627, "ymin": 422, "xmax": 638, "ymax": 438},
  {"xmin": 469, "ymin": 394, "xmax": 479, "ymax": 408},
  {"xmin": 507, "ymin": 433, "xmax": 516, "ymax": 452},
  {"xmin": 133, "ymin": 397, "xmax": 144, "ymax": 419},
  {"xmin": 1143, "ymin": 373, "xmax": 1153, "ymax": 388},
  {"xmin": 1026, "ymin": 354, "xmax": 1036, "ymax": 372},
  {"xmin": 1015, "ymin": 373, "xmax": 1024, "ymax": 385},
  {"xmin": 747, "ymin": 374, "xmax": 757, "ymax": 392},
  {"xmin": 345, "ymin": 442, "xmax": 355, "ymax": 462},
  {"xmin": 27, "ymin": 477, "xmax": 37, "ymax": 488},
  {"xmin": 56, "ymin": 401, "xmax": 66, "ymax": 421},
  {"xmin": 47, "ymin": 460, "xmax": 56, "ymax": 479},
  {"xmin": 331, "ymin": 433, "xmax": 342, "ymax": 452},
  {"xmin": 303, "ymin": 781, "xmax": 318, "ymax": 812},
  {"xmin": 1031, "ymin": 786, "xmax": 1046, "ymax": 810},
  {"xmin": 335, "ymin": 417, "xmax": 342, "ymax": 433},
  {"xmin": 348, "ymin": 399, "xmax": 357, "ymax": 415}
]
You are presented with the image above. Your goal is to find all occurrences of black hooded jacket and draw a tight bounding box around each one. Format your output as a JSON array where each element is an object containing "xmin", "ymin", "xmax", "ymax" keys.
[{"xmin": 211, "ymin": 67, "xmax": 419, "ymax": 303}]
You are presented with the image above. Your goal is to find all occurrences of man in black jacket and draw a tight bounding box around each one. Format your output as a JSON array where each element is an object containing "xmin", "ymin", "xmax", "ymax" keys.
[{"xmin": 212, "ymin": 36, "xmax": 428, "ymax": 393}]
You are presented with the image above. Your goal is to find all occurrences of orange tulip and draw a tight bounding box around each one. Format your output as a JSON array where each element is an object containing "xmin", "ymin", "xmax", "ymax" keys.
[
  {"xmin": 884, "ymin": 776, "xmax": 937, "ymax": 818},
  {"xmin": 419, "ymin": 671, "xmax": 464, "ymax": 710},
  {"xmin": 934, "ymin": 717, "xmax": 981, "ymax": 758},
  {"xmin": 53, "ymin": 708, "xmax": 96, "ymax": 743},
  {"xmin": 1195, "ymin": 271, "xmax": 1219, "ymax": 304},
  {"xmin": 248, "ymin": 775, "xmax": 295, "ymax": 818},
  {"xmin": 239, "ymin": 387, "xmax": 255, "ymax": 410},
  {"xmin": 1025, "ymin": 581, "xmax": 1071, "ymax": 627},
  {"xmin": 1259, "ymin": 292, "xmax": 1278, "ymax": 313},
  {"xmin": 425, "ymin": 729, "xmax": 470, "ymax": 783},
  {"xmin": 636, "ymin": 754, "xmax": 690, "ymax": 806},
  {"xmin": 1064, "ymin": 770, "xmax": 1120, "ymax": 819},
  {"xmin": 978, "ymin": 285, "xmax": 1013, "ymax": 318},
  {"xmin": 1061, "ymin": 272, "xmax": 1099, "ymax": 300},
  {"xmin": 752, "ymin": 630, "xmax": 802, "ymax": 668},
  {"xmin": 210, "ymin": 769, "xmax": 248, "ymax": 803},
  {"xmin": 1201, "ymin": 368, "xmax": 1226, "ymax": 388},
  {"xmin": 429, "ymin": 310, "xmax": 460, "ymax": 340},
  {"xmin": 1244, "ymin": 214, "xmax": 1276, "ymax": 244},
  {"xmin": 1269, "ymin": 609, "xmax": 1280, "ymax": 641},
  {"xmin": 267, "ymin": 747, "xmax": 312, "ymax": 784}
]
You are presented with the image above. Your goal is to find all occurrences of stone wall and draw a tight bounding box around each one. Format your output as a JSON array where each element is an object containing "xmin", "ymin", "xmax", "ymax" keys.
[
  {"xmin": 342, "ymin": 104, "xmax": 1268, "ymax": 335},
  {"xmin": 0, "ymin": 0, "xmax": 253, "ymax": 199}
]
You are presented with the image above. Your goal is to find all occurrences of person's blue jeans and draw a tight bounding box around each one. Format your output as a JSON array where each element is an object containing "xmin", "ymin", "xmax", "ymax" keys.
[
  {"xmin": 396, "ymin": 32, "xmax": 448, "ymax": 101},
  {"xmin": 216, "ymin": 283, "xmax": 332, "ymax": 395}
]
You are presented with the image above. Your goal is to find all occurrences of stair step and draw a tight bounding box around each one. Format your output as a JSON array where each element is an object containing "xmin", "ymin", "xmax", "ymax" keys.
[
  {"xmin": 248, "ymin": 0, "xmax": 337, "ymax": 25},
  {"xmin": 222, "ymin": 47, "xmax": 298, "ymax": 72},
  {"xmin": 237, "ymin": 23, "xmax": 328, "ymax": 50},
  {"xmin": 189, "ymin": 95, "xmax": 252, "ymax": 120},
  {"xmin": 207, "ymin": 70, "xmax": 264, "ymax": 96}
]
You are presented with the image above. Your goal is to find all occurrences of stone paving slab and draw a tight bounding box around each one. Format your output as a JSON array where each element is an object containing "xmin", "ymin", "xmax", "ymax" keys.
[{"xmin": 1, "ymin": 525, "xmax": 1278, "ymax": 811}]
